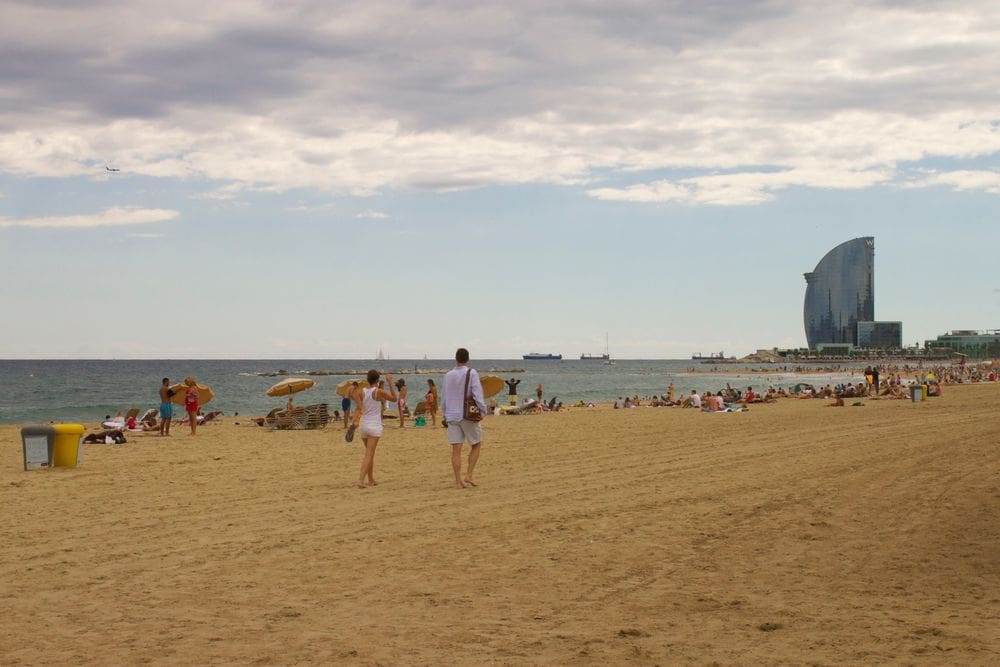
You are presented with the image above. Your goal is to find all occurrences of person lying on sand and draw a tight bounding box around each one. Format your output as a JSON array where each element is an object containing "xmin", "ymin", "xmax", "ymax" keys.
[
  {"xmin": 82, "ymin": 429, "xmax": 126, "ymax": 444},
  {"xmin": 879, "ymin": 384, "xmax": 907, "ymax": 399}
]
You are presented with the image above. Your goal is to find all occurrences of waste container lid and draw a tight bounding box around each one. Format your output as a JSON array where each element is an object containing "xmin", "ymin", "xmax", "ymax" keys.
[
  {"xmin": 51, "ymin": 423, "xmax": 85, "ymax": 435},
  {"xmin": 21, "ymin": 425, "xmax": 55, "ymax": 437}
]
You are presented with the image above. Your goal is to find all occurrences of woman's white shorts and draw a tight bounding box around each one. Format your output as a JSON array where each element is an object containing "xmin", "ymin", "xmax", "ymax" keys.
[{"xmin": 359, "ymin": 422, "xmax": 383, "ymax": 439}]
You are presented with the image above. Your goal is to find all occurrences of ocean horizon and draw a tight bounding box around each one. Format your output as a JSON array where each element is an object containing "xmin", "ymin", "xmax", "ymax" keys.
[{"xmin": 0, "ymin": 358, "xmax": 884, "ymax": 425}]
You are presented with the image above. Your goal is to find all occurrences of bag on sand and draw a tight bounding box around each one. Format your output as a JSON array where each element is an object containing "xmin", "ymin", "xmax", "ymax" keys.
[{"xmin": 462, "ymin": 369, "xmax": 483, "ymax": 422}]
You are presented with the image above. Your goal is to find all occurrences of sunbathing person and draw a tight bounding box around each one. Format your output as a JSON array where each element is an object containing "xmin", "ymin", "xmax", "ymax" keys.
[
  {"xmin": 680, "ymin": 390, "xmax": 701, "ymax": 409},
  {"xmin": 703, "ymin": 393, "xmax": 724, "ymax": 412},
  {"xmin": 82, "ymin": 429, "xmax": 126, "ymax": 444},
  {"xmin": 880, "ymin": 383, "xmax": 907, "ymax": 399}
]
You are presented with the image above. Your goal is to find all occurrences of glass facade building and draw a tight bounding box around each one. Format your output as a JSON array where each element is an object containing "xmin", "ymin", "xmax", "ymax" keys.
[
  {"xmin": 803, "ymin": 237, "xmax": 875, "ymax": 349},
  {"xmin": 857, "ymin": 321, "xmax": 902, "ymax": 349}
]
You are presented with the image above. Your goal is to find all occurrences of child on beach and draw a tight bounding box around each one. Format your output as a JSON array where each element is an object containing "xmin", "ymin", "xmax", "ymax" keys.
[
  {"xmin": 183, "ymin": 377, "xmax": 200, "ymax": 436},
  {"xmin": 396, "ymin": 378, "xmax": 408, "ymax": 428},
  {"xmin": 425, "ymin": 379, "xmax": 438, "ymax": 427}
]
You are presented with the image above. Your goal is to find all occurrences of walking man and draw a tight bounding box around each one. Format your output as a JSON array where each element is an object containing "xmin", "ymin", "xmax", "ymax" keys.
[{"xmin": 442, "ymin": 348, "xmax": 487, "ymax": 489}]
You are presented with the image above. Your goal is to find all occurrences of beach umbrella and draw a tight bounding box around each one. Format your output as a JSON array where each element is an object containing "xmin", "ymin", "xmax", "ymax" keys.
[
  {"xmin": 266, "ymin": 378, "xmax": 315, "ymax": 397},
  {"xmin": 168, "ymin": 382, "xmax": 214, "ymax": 406},
  {"xmin": 479, "ymin": 375, "xmax": 504, "ymax": 399},
  {"xmin": 336, "ymin": 378, "xmax": 367, "ymax": 398}
]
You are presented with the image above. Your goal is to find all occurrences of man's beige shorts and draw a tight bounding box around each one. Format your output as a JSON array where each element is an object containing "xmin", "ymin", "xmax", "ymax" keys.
[{"xmin": 447, "ymin": 419, "xmax": 482, "ymax": 445}]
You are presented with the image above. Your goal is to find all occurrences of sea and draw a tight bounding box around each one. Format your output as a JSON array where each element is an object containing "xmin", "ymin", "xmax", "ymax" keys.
[{"xmin": 0, "ymin": 358, "xmax": 874, "ymax": 425}]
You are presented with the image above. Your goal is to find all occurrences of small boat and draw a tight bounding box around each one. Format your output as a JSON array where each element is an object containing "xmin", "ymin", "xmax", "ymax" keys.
[
  {"xmin": 522, "ymin": 353, "xmax": 562, "ymax": 360},
  {"xmin": 581, "ymin": 333, "xmax": 612, "ymax": 361}
]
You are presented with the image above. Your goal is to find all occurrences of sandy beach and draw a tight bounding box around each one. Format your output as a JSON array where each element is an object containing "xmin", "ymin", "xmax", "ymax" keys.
[{"xmin": 2, "ymin": 384, "xmax": 999, "ymax": 665}]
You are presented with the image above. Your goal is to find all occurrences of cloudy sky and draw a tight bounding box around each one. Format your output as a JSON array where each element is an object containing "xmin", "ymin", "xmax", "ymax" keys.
[{"xmin": 2, "ymin": 0, "xmax": 998, "ymax": 358}]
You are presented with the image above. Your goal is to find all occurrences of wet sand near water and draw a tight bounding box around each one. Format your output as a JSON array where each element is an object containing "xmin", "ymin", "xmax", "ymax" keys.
[{"xmin": 2, "ymin": 384, "xmax": 999, "ymax": 664}]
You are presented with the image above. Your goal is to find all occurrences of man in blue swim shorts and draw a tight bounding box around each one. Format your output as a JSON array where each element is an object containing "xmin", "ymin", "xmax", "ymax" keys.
[
  {"xmin": 341, "ymin": 381, "xmax": 357, "ymax": 430},
  {"xmin": 158, "ymin": 377, "xmax": 174, "ymax": 436}
]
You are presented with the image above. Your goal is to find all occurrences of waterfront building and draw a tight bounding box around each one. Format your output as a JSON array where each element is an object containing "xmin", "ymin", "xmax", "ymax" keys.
[
  {"xmin": 857, "ymin": 321, "xmax": 903, "ymax": 350},
  {"xmin": 924, "ymin": 330, "xmax": 1000, "ymax": 358},
  {"xmin": 803, "ymin": 237, "xmax": 875, "ymax": 349}
]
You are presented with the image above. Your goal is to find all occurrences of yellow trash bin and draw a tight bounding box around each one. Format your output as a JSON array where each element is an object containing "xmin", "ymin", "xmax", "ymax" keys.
[
  {"xmin": 921, "ymin": 384, "xmax": 928, "ymax": 401},
  {"xmin": 51, "ymin": 424, "xmax": 85, "ymax": 468}
]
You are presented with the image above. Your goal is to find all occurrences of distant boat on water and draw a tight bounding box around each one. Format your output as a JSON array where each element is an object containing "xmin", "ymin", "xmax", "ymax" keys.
[
  {"xmin": 523, "ymin": 353, "xmax": 562, "ymax": 360},
  {"xmin": 581, "ymin": 333, "xmax": 612, "ymax": 361},
  {"xmin": 691, "ymin": 351, "xmax": 726, "ymax": 360}
]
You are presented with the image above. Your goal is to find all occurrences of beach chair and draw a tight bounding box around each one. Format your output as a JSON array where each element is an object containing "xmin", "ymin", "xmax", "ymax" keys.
[
  {"xmin": 255, "ymin": 408, "xmax": 280, "ymax": 427},
  {"xmin": 266, "ymin": 408, "xmax": 301, "ymax": 429},
  {"xmin": 304, "ymin": 403, "xmax": 330, "ymax": 429},
  {"xmin": 265, "ymin": 404, "xmax": 330, "ymax": 430}
]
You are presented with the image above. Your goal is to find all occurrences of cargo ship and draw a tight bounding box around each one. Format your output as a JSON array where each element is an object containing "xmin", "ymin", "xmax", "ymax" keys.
[
  {"xmin": 581, "ymin": 333, "xmax": 611, "ymax": 361},
  {"xmin": 522, "ymin": 353, "xmax": 562, "ymax": 360}
]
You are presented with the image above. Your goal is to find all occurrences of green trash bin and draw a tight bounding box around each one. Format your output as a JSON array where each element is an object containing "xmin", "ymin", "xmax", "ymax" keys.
[{"xmin": 51, "ymin": 424, "xmax": 85, "ymax": 468}]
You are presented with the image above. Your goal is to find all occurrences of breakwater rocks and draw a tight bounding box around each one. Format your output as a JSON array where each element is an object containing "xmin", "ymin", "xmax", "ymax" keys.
[{"xmin": 256, "ymin": 367, "xmax": 525, "ymax": 378}]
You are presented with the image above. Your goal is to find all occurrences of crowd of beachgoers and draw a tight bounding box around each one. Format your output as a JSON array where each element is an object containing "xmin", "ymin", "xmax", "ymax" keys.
[
  {"xmin": 689, "ymin": 361, "xmax": 997, "ymax": 376},
  {"xmin": 609, "ymin": 362, "xmax": 998, "ymax": 412},
  {"xmin": 72, "ymin": 362, "xmax": 997, "ymax": 442}
]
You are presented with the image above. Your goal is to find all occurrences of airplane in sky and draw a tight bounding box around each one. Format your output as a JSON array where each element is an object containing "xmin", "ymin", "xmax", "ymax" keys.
[{"xmin": 105, "ymin": 166, "xmax": 120, "ymax": 172}]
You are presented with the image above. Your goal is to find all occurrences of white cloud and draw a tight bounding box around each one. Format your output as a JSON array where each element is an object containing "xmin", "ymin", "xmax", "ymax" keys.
[
  {"xmin": 904, "ymin": 169, "xmax": 1000, "ymax": 194},
  {"xmin": 589, "ymin": 164, "xmax": 892, "ymax": 206},
  {"xmin": 356, "ymin": 209, "xmax": 388, "ymax": 219},
  {"xmin": 0, "ymin": 207, "xmax": 179, "ymax": 229},
  {"xmin": 0, "ymin": 2, "xmax": 999, "ymax": 201},
  {"xmin": 285, "ymin": 201, "xmax": 336, "ymax": 213},
  {"xmin": 190, "ymin": 182, "xmax": 245, "ymax": 200}
]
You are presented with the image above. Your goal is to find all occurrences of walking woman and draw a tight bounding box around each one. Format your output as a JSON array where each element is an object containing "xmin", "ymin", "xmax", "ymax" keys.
[
  {"xmin": 183, "ymin": 376, "xmax": 200, "ymax": 436},
  {"xmin": 350, "ymin": 369, "xmax": 397, "ymax": 489},
  {"xmin": 425, "ymin": 378, "xmax": 438, "ymax": 427}
]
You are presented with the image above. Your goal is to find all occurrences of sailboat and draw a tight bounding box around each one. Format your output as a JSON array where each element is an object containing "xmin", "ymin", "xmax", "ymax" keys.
[{"xmin": 376, "ymin": 347, "xmax": 386, "ymax": 361}]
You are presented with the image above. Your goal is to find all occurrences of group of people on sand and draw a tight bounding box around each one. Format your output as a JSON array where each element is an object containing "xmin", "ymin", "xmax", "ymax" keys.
[
  {"xmin": 82, "ymin": 376, "xmax": 205, "ymax": 443},
  {"xmin": 613, "ymin": 383, "xmax": 775, "ymax": 411},
  {"xmin": 340, "ymin": 377, "xmax": 440, "ymax": 430},
  {"xmin": 794, "ymin": 371, "xmax": 948, "ymax": 403},
  {"xmin": 344, "ymin": 348, "xmax": 487, "ymax": 490},
  {"xmin": 155, "ymin": 376, "xmax": 204, "ymax": 436}
]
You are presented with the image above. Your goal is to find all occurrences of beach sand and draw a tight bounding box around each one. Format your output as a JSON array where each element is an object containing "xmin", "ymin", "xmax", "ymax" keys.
[{"xmin": 2, "ymin": 385, "xmax": 999, "ymax": 665}]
